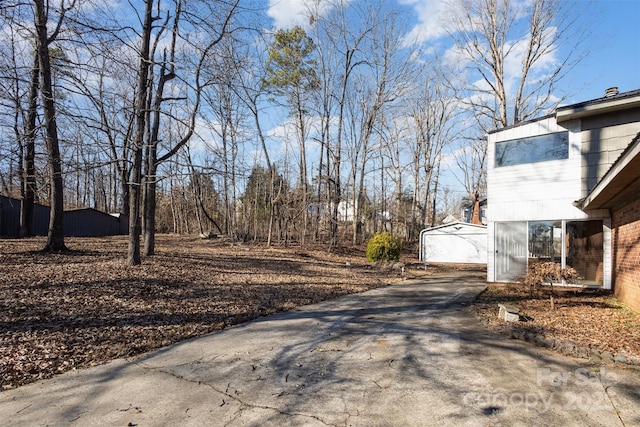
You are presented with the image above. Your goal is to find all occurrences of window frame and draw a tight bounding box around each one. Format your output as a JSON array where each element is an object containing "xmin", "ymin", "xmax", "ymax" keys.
[{"xmin": 495, "ymin": 131, "xmax": 569, "ymax": 167}]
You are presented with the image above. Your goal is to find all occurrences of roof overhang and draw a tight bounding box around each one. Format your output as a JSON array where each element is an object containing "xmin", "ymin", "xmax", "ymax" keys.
[
  {"xmin": 581, "ymin": 133, "xmax": 640, "ymax": 210},
  {"xmin": 420, "ymin": 221, "xmax": 487, "ymax": 233},
  {"xmin": 557, "ymin": 93, "xmax": 640, "ymax": 123}
]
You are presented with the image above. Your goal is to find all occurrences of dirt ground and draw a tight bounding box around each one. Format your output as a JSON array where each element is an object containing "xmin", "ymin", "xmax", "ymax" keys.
[{"xmin": 2, "ymin": 235, "xmax": 638, "ymax": 390}]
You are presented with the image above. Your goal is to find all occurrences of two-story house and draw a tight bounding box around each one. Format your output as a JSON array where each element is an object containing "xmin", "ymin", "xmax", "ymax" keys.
[{"xmin": 486, "ymin": 88, "xmax": 640, "ymax": 312}]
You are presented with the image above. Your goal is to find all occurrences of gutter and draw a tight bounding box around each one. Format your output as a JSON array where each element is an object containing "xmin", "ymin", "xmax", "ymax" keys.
[{"xmin": 556, "ymin": 94, "xmax": 640, "ymax": 123}]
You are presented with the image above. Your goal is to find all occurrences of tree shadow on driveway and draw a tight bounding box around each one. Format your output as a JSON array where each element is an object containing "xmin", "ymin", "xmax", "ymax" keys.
[{"xmin": 2, "ymin": 272, "xmax": 639, "ymax": 426}]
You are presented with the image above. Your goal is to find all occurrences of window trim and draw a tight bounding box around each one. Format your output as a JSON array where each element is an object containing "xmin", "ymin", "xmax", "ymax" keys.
[{"xmin": 495, "ymin": 131, "xmax": 569, "ymax": 167}]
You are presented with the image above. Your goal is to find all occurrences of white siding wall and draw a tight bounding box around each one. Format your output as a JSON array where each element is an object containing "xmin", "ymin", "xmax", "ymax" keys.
[
  {"xmin": 487, "ymin": 116, "xmax": 612, "ymax": 286},
  {"xmin": 487, "ymin": 117, "xmax": 587, "ymax": 223}
]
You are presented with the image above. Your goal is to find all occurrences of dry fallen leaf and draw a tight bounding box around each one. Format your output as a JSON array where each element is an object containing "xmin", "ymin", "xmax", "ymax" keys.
[
  {"xmin": 0, "ymin": 235, "xmax": 402, "ymax": 390},
  {"xmin": 469, "ymin": 285, "xmax": 640, "ymax": 357}
]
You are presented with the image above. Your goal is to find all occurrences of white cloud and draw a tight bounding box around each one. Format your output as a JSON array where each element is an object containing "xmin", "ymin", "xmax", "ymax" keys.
[
  {"xmin": 267, "ymin": 0, "xmax": 318, "ymax": 29},
  {"xmin": 442, "ymin": 43, "xmax": 468, "ymax": 70},
  {"xmin": 401, "ymin": 0, "xmax": 459, "ymax": 45},
  {"xmin": 441, "ymin": 145, "xmax": 465, "ymax": 169},
  {"xmin": 499, "ymin": 27, "xmax": 560, "ymax": 99},
  {"xmin": 267, "ymin": 0, "xmax": 309, "ymax": 29},
  {"xmin": 267, "ymin": 0, "xmax": 354, "ymax": 30},
  {"xmin": 267, "ymin": 117, "xmax": 297, "ymax": 144}
]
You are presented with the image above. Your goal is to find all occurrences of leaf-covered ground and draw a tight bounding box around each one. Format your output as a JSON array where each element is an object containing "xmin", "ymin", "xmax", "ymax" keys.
[
  {"xmin": 0, "ymin": 235, "xmax": 406, "ymax": 391},
  {"xmin": 4, "ymin": 236, "xmax": 638, "ymax": 391},
  {"xmin": 469, "ymin": 284, "xmax": 640, "ymax": 358}
]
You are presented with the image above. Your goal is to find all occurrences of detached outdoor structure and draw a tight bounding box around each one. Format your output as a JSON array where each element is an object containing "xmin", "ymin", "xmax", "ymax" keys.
[
  {"xmin": 0, "ymin": 195, "xmax": 128, "ymax": 237},
  {"xmin": 486, "ymin": 88, "xmax": 640, "ymax": 312},
  {"xmin": 419, "ymin": 222, "xmax": 487, "ymax": 264}
]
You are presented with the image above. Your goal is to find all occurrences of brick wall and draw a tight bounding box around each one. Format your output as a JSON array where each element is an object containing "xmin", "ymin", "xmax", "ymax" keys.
[{"xmin": 612, "ymin": 196, "xmax": 640, "ymax": 313}]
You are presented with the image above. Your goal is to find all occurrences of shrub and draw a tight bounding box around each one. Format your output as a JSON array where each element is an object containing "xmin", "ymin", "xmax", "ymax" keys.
[
  {"xmin": 366, "ymin": 232, "xmax": 401, "ymax": 263},
  {"xmin": 521, "ymin": 262, "xmax": 581, "ymax": 308}
]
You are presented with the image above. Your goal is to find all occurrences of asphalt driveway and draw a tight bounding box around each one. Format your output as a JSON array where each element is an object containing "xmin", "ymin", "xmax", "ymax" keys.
[{"xmin": 1, "ymin": 271, "xmax": 639, "ymax": 426}]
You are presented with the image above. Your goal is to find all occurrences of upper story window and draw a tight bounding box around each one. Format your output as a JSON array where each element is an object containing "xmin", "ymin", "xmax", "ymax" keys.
[{"xmin": 495, "ymin": 131, "xmax": 569, "ymax": 167}]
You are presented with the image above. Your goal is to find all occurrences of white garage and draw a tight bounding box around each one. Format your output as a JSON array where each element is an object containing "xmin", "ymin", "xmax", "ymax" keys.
[{"xmin": 419, "ymin": 222, "xmax": 487, "ymax": 264}]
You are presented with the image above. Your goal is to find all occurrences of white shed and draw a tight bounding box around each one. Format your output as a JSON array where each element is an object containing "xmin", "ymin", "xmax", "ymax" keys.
[{"xmin": 419, "ymin": 222, "xmax": 487, "ymax": 264}]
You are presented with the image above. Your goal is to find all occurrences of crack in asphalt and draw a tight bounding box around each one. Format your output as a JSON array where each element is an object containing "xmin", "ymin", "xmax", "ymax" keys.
[
  {"xmin": 144, "ymin": 363, "xmax": 352, "ymax": 427},
  {"xmin": 599, "ymin": 376, "xmax": 626, "ymax": 427}
]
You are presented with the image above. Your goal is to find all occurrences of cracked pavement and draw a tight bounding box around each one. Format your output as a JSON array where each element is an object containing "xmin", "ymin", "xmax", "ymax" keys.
[{"xmin": 1, "ymin": 271, "xmax": 640, "ymax": 426}]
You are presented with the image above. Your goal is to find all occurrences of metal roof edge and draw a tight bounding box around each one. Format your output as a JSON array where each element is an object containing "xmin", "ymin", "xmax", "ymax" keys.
[
  {"xmin": 420, "ymin": 221, "xmax": 487, "ymax": 232},
  {"xmin": 487, "ymin": 88, "xmax": 640, "ymax": 134},
  {"xmin": 557, "ymin": 91, "xmax": 640, "ymax": 123}
]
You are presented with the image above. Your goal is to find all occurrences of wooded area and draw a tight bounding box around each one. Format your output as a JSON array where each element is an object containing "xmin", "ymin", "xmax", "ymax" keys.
[{"xmin": 0, "ymin": 0, "xmax": 584, "ymax": 264}]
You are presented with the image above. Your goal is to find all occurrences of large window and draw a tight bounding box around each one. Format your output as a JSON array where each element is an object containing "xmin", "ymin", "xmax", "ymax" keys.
[
  {"xmin": 528, "ymin": 221, "xmax": 562, "ymax": 262},
  {"xmin": 495, "ymin": 132, "xmax": 569, "ymax": 167},
  {"xmin": 567, "ymin": 221, "xmax": 604, "ymax": 286},
  {"xmin": 495, "ymin": 219, "xmax": 604, "ymax": 285}
]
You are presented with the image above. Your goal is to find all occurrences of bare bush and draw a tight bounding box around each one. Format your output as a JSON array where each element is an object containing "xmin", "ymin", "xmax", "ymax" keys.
[{"xmin": 521, "ymin": 262, "xmax": 581, "ymax": 309}]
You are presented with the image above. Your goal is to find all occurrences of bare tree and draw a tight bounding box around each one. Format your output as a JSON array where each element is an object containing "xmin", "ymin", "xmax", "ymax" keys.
[
  {"xmin": 407, "ymin": 69, "xmax": 459, "ymax": 233},
  {"xmin": 455, "ymin": 127, "xmax": 488, "ymax": 217},
  {"xmin": 0, "ymin": 1, "xmax": 73, "ymax": 245},
  {"xmin": 185, "ymin": 147, "xmax": 223, "ymax": 235},
  {"xmin": 62, "ymin": 39, "xmax": 138, "ymax": 217},
  {"xmin": 378, "ymin": 112, "xmax": 408, "ymax": 236},
  {"xmin": 447, "ymin": 0, "xmax": 587, "ymax": 128},
  {"xmin": 126, "ymin": 0, "xmax": 155, "ymax": 265},
  {"xmin": 444, "ymin": 0, "xmax": 587, "ymax": 219},
  {"xmin": 33, "ymin": 0, "xmax": 76, "ymax": 252},
  {"xmin": 122, "ymin": 0, "xmax": 239, "ymax": 264},
  {"xmin": 0, "ymin": 10, "xmax": 39, "ymax": 236},
  {"xmin": 20, "ymin": 53, "xmax": 39, "ymax": 237},
  {"xmin": 230, "ymin": 30, "xmax": 281, "ymax": 245},
  {"xmin": 308, "ymin": 0, "xmax": 378, "ymax": 250},
  {"xmin": 200, "ymin": 33, "xmax": 252, "ymax": 238},
  {"xmin": 344, "ymin": 11, "xmax": 412, "ymax": 244}
]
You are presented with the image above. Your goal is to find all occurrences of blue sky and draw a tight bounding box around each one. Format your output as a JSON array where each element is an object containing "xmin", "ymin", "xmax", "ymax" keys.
[
  {"xmin": 267, "ymin": 0, "xmax": 640, "ymax": 104},
  {"xmin": 565, "ymin": 0, "xmax": 640, "ymax": 103},
  {"xmin": 262, "ymin": 0, "xmax": 640, "ymax": 200}
]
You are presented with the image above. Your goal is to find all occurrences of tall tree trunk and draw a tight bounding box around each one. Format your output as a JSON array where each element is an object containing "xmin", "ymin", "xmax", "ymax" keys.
[
  {"xmin": 120, "ymin": 173, "xmax": 130, "ymax": 216},
  {"xmin": 296, "ymin": 98, "xmax": 308, "ymax": 245},
  {"xmin": 143, "ymin": 159, "xmax": 157, "ymax": 256},
  {"xmin": 143, "ymin": 57, "xmax": 171, "ymax": 257},
  {"xmin": 20, "ymin": 54, "xmax": 39, "ymax": 238},
  {"xmin": 34, "ymin": 0, "xmax": 66, "ymax": 252},
  {"xmin": 246, "ymin": 95, "xmax": 274, "ymax": 245},
  {"xmin": 329, "ymin": 70, "xmax": 348, "ymax": 251},
  {"xmin": 128, "ymin": 0, "xmax": 154, "ymax": 266}
]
